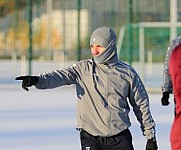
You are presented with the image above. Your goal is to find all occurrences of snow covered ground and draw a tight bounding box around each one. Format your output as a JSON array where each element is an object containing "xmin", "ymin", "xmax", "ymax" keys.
[
  {"xmin": 0, "ymin": 60, "xmax": 174, "ymax": 150},
  {"xmin": 0, "ymin": 85, "xmax": 174, "ymax": 150}
]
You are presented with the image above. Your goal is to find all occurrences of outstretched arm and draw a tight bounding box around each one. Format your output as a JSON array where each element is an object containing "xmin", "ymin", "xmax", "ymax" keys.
[{"xmin": 15, "ymin": 63, "xmax": 82, "ymax": 91}]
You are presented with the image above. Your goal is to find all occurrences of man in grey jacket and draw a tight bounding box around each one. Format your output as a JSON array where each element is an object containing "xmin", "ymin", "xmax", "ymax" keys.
[
  {"xmin": 161, "ymin": 36, "xmax": 181, "ymax": 106},
  {"xmin": 16, "ymin": 26, "xmax": 158, "ymax": 150}
]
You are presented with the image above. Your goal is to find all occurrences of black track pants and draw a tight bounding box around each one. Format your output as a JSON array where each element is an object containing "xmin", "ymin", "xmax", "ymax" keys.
[{"xmin": 80, "ymin": 129, "xmax": 134, "ymax": 150}]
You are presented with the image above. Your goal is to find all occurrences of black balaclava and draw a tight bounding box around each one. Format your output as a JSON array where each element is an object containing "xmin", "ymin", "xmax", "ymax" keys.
[{"xmin": 90, "ymin": 26, "xmax": 118, "ymax": 65}]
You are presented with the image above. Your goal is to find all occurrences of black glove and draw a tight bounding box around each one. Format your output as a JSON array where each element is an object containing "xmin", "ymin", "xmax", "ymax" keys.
[
  {"xmin": 161, "ymin": 91, "xmax": 170, "ymax": 106},
  {"xmin": 15, "ymin": 75, "xmax": 39, "ymax": 91},
  {"xmin": 146, "ymin": 138, "xmax": 158, "ymax": 150}
]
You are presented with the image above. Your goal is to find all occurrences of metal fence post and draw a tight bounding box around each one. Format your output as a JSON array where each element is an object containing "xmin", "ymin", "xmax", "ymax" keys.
[
  {"xmin": 77, "ymin": 0, "xmax": 81, "ymax": 61},
  {"xmin": 128, "ymin": 0, "xmax": 133, "ymax": 65},
  {"xmin": 27, "ymin": 0, "xmax": 32, "ymax": 75}
]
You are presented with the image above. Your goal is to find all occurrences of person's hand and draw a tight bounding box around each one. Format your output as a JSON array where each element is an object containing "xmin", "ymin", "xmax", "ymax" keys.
[
  {"xmin": 161, "ymin": 91, "xmax": 170, "ymax": 106},
  {"xmin": 146, "ymin": 138, "xmax": 158, "ymax": 150},
  {"xmin": 15, "ymin": 76, "xmax": 39, "ymax": 91}
]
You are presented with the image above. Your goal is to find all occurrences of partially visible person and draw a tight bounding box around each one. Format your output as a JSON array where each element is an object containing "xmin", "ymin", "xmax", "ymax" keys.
[
  {"xmin": 169, "ymin": 44, "xmax": 181, "ymax": 150},
  {"xmin": 15, "ymin": 26, "xmax": 158, "ymax": 150},
  {"xmin": 161, "ymin": 36, "xmax": 181, "ymax": 106}
]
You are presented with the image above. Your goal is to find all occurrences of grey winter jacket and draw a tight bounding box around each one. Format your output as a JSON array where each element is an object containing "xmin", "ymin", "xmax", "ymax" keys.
[
  {"xmin": 35, "ymin": 58, "xmax": 156, "ymax": 139},
  {"xmin": 162, "ymin": 36, "xmax": 181, "ymax": 93}
]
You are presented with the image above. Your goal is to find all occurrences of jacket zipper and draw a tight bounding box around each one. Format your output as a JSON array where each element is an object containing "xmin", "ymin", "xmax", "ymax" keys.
[{"xmin": 106, "ymin": 65, "xmax": 112, "ymax": 135}]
